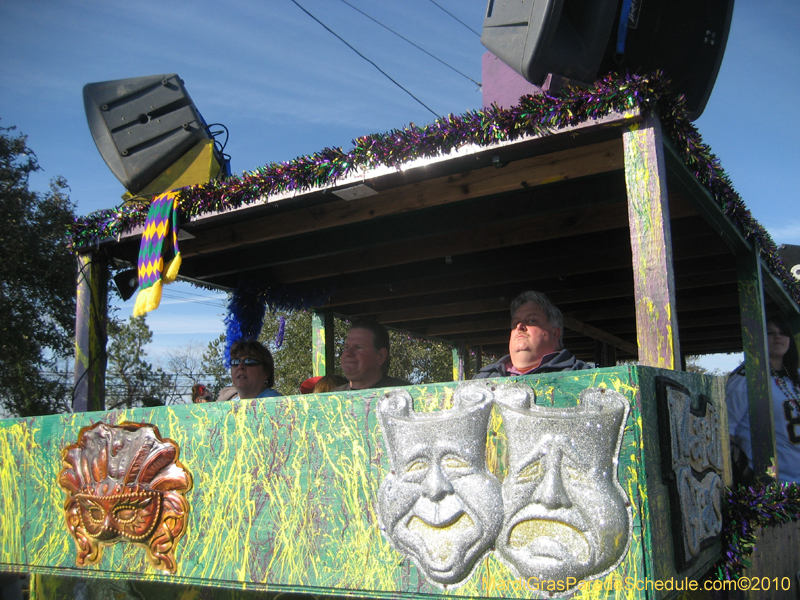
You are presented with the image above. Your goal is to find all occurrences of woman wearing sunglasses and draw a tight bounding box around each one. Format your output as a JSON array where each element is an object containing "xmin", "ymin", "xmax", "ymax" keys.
[{"xmin": 219, "ymin": 340, "xmax": 281, "ymax": 401}]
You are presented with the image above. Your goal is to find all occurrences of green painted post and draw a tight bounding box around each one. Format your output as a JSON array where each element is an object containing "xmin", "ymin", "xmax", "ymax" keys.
[
  {"xmin": 622, "ymin": 112, "xmax": 680, "ymax": 369},
  {"xmin": 311, "ymin": 310, "xmax": 334, "ymax": 376},
  {"xmin": 73, "ymin": 252, "xmax": 108, "ymax": 412},
  {"xmin": 737, "ymin": 244, "xmax": 777, "ymax": 482},
  {"xmin": 452, "ymin": 345, "xmax": 463, "ymax": 381},
  {"xmin": 789, "ymin": 315, "xmax": 800, "ymax": 350}
]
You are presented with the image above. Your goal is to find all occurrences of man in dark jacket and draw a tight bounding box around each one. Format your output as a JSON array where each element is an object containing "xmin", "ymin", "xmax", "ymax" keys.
[{"xmin": 473, "ymin": 291, "xmax": 589, "ymax": 379}]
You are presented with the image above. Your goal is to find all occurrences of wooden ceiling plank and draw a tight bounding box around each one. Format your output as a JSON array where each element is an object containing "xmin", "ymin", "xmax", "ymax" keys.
[
  {"xmin": 376, "ymin": 298, "xmax": 509, "ymax": 324},
  {"xmin": 263, "ymin": 202, "xmax": 632, "ymax": 284},
  {"xmin": 182, "ymin": 172, "xmax": 630, "ymax": 280},
  {"xmin": 338, "ymin": 262, "xmax": 734, "ymax": 330},
  {"xmin": 189, "ymin": 198, "xmax": 720, "ymax": 286},
  {"xmin": 562, "ymin": 315, "xmax": 639, "ymax": 356},
  {"xmin": 181, "ymin": 140, "xmax": 626, "ymax": 257},
  {"xmin": 422, "ymin": 317, "xmax": 511, "ymax": 337},
  {"xmin": 326, "ymin": 224, "xmax": 731, "ymax": 309},
  {"xmin": 326, "ymin": 237, "xmax": 636, "ymax": 306},
  {"xmin": 665, "ymin": 140, "xmax": 800, "ymax": 319}
]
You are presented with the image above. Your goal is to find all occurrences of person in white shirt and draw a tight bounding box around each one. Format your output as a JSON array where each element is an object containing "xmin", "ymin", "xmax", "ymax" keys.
[{"xmin": 726, "ymin": 314, "xmax": 800, "ymax": 484}]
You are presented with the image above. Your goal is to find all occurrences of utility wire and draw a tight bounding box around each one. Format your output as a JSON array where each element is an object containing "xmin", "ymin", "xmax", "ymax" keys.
[
  {"xmin": 290, "ymin": 0, "xmax": 440, "ymax": 119},
  {"xmin": 427, "ymin": 0, "xmax": 482, "ymax": 37},
  {"xmin": 338, "ymin": 0, "xmax": 481, "ymax": 88},
  {"xmin": 159, "ymin": 293, "xmax": 227, "ymax": 309},
  {"xmin": 156, "ymin": 286, "xmax": 227, "ymax": 300},
  {"xmin": 159, "ymin": 289, "xmax": 227, "ymax": 308}
]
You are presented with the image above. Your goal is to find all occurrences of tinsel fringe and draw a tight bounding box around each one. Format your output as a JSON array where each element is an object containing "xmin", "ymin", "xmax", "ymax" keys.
[
  {"xmin": 714, "ymin": 481, "xmax": 800, "ymax": 580},
  {"xmin": 132, "ymin": 280, "xmax": 162, "ymax": 317},
  {"xmin": 163, "ymin": 253, "xmax": 181, "ymax": 284}
]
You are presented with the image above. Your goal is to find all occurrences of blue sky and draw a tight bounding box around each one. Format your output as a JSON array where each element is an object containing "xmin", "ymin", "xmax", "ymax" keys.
[{"xmin": 2, "ymin": 0, "xmax": 798, "ymax": 372}]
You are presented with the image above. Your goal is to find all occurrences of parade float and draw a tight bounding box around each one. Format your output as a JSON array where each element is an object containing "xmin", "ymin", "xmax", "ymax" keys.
[{"xmin": 2, "ymin": 1, "xmax": 800, "ymax": 598}]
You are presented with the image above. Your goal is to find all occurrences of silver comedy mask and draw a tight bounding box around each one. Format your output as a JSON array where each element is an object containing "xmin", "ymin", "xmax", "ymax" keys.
[
  {"xmin": 377, "ymin": 382, "xmax": 502, "ymax": 586},
  {"xmin": 495, "ymin": 383, "xmax": 632, "ymax": 590}
]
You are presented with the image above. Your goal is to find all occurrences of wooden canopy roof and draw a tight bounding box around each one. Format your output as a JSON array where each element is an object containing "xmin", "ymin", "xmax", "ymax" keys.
[{"xmin": 82, "ymin": 75, "xmax": 800, "ymax": 366}]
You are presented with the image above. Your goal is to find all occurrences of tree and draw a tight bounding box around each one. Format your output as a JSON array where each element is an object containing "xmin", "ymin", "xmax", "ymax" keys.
[
  {"xmin": 387, "ymin": 331, "xmax": 454, "ymax": 384},
  {"xmin": 685, "ymin": 355, "xmax": 726, "ymax": 376},
  {"xmin": 161, "ymin": 340, "xmax": 209, "ymax": 403},
  {"xmin": 106, "ymin": 315, "xmax": 172, "ymax": 409},
  {"xmin": 260, "ymin": 310, "xmax": 316, "ymax": 395},
  {"xmin": 160, "ymin": 336, "xmax": 230, "ymax": 403},
  {"xmin": 0, "ymin": 124, "xmax": 77, "ymax": 417},
  {"xmin": 200, "ymin": 334, "xmax": 230, "ymax": 399}
]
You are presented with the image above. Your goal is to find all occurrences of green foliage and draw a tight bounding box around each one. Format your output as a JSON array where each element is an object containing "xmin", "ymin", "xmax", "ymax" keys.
[
  {"xmin": 685, "ymin": 355, "xmax": 725, "ymax": 376},
  {"xmin": 199, "ymin": 334, "xmax": 229, "ymax": 398},
  {"xmin": 260, "ymin": 310, "xmax": 315, "ymax": 395},
  {"xmin": 387, "ymin": 331, "xmax": 454, "ymax": 384},
  {"xmin": 0, "ymin": 124, "xmax": 77, "ymax": 416},
  {"xmin": 106, "ymin": 315, "xmax": 172, "ymax": 409}
]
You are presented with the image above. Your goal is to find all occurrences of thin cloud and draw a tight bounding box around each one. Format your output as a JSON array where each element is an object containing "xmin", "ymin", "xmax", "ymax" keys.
[{"xmin": 767, "ymin": 220, "xmax": 800, "ymax": 245}]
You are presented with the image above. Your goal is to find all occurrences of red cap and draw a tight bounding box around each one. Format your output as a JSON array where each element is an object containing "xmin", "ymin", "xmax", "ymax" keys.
[{"xmin": 300, "ymin": 376, "xmax": 324, "ymax": 394}]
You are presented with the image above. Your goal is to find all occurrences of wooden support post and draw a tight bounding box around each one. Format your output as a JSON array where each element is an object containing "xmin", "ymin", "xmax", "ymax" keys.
[
  {"xmin": 737, "ymin": 244, "xmax": 777, "ymax": 482},
  {"xmin": 312, "ymin": 310, "xmax": 335, "ymax": 377},
  {"xmin": 622, "ymin": 112, "xmax": 681, "ymax": 369},
  {"xmin": 73, "ymin": 252, "xmax": 108, "ymax": 412},
  {"xmin": 452, "ymin": 343, "xmax": 466, "ymax": 381},
  {"xmin": 789, "ymin": 315, "xmax": 800, "ymax": 350}
]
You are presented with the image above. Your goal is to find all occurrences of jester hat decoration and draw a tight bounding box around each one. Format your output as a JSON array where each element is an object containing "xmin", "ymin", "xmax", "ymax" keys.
[{"xmin": 133, "ymin": 191, "xmax": 182, "ymax": 316}]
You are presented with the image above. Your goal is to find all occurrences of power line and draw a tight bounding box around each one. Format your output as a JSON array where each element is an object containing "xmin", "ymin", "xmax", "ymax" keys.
[
  {"xmin": 427, "ymin": 0, "xmax": 482, "ymax": 37},
  {"xmin": 156, "ymin": 285, "xmax": 228, "ymax": 308},
  {"xmin": 338, "ymin": 0, "xmax": 481, "ymax": 88},
  {"xmin": 159, "ymin": 291, "xmax": 227, "ymax": 309},
  {"xmin": 160, "ymin": 287, "xmax": 227, "ymax": 300},
  {"xmin": 290, "ymin": 0, "xmax": 440, "ymax": 119}
]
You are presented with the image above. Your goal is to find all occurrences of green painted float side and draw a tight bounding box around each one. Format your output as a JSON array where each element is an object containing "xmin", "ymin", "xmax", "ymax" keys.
[{"xmin": 0, "ymin": 367, "xmax": 725, "ymax": 599}]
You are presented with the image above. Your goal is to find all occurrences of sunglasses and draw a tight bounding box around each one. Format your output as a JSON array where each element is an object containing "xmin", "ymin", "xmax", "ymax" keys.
[{"xmin": 230, "ymin": 358, "xmax": 261, "ymax": 367}]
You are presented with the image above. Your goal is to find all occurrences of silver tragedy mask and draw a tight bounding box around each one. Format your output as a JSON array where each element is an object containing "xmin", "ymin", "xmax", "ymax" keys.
[
  {"xmin": 495, "ymin": 383, "xmax": 632, "ymax": 590},
  {"xmin": 377, "ymin": 382, "xmax": 503, "ymax": 586}
]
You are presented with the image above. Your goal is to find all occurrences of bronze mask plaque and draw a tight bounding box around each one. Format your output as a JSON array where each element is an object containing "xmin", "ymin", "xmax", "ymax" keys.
[{"xmin": 58, "ymin": 422, "xmax": 193, "ymax": 573}]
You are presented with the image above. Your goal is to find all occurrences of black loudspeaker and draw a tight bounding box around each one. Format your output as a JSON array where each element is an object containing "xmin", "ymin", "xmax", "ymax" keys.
[
  {"xmin": 84, "ymin": 74, "xmax": 212, "ymax": 194},
  {"xmin": 779, "ymin": 244, "xmax": 800, "ymax": 281},
  {"xmin": 482, "ymin": 0, "xmax": 619, "ymax": 86},
  {"xmin": 113, "ymin": 269, "xmax": 139, "ymax": 301},
  {"xmin": 481, "ymin": 0, "xmax": 734, "ymax": 120},
  {"xmin": 597, "ymin": 0, "xmax": 734, "ymax": 120}
]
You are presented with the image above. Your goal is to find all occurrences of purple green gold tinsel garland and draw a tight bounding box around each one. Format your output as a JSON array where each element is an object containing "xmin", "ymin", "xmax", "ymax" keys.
[
  {"xmin": 68, "ymin": 71, "xmax": 800, "ymax": 305},
  {"xmin": 714, "ymin": 482, "xmax": 800, "ymax": 580}
]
